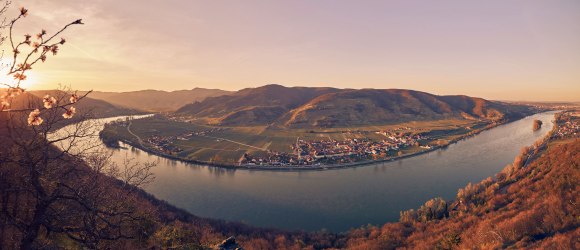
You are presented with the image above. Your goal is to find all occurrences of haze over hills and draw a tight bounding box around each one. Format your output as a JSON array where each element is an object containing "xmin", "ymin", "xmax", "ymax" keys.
[
  {"xmin": 29, "ymin": 90, "xmax": 141, "ymax": 118},
  {"xmin": 0, "ymin": 90, "xmax": 141, "ymax": 129},
  {"xmin": 176, "ymin": 84, "xmax": 534, "ymax": 128},
  {"xmin": 84, "ymin": 88, "xmax": 232, "ymax": 112}
]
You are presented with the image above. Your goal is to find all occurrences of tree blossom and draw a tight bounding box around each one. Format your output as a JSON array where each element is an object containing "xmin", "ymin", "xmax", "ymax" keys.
[
  {"xmin": 20, "ymin": 7, "xmax": 28, "ymax": 17},
  {"xmin": 70, "ymin": 94, "xmax": 79, "ymax": 104},
  {"xmin": 0, "ymin": 92, "xmax": 8, "ymax": 109},
  {"xmin": 50, "ymin": 45, "xmax": 59, "ymax": 55},
  {"xmin": 36, "ymin": 29, "xmax": 46, "ymax": 39},
  {"xmin": 13, "ymin": 73, "xmax": 26, "ymax": 80},
  {"xmin": 43, "ymin": 95, "xmax": 57, "ymax": 109},
  {"xmin": 23, "ymin": 34, "xmax": 31, "ymax": 45},
  {"xmin": 17, "ymin": 63, "xmax": 32, "ymax": 71},
  {"xmin": 62, "ymin": 106, "xmax": 76, "ymax": 119},
  {"xmin": 8, "ymin": 87, "xmax": 24, "ymax": 97},
  {"xmin": 1, "ymin": 99, "xmax": 10, "ymax": 108},
  {"xmin": 2, "ymin": 6, "xmax": 84, "ymax": 128},
  {"xmin": 27, "ymin": 109, "xmax": 43, "ymax": 126}
]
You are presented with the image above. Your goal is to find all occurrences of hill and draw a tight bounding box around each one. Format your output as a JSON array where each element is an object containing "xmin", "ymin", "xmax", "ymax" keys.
[
  {"xmin": 341, "ymin": 137, "xmax": 579, "ymax": 249},
  {"xmin": 176, "ymin": 84, "xmax": 340, "ymax": 125},
  {"xmin": 0, "ymin": 90, "xmax": 142, "ymax": 130},
  {"xmin": 85, "ymin": 88, "xmax": 232, "ymax": 112},
  {"xmin": 29, "ymin": 90, "xmax": 142, "ymax": 120},
  {"xmin": 176, "ymin": 85, "xmax": 534, "ymax": 127}
]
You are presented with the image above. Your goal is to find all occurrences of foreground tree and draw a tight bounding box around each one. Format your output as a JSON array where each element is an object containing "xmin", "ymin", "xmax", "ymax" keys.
[{"xmin": 0, "ymin": 2, "xmax": 156, "ymax": 248}]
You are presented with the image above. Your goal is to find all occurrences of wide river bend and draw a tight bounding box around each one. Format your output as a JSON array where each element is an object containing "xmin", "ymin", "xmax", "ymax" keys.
[{"xmin": 55, "ymin": 112, "xmax": 556, "ymax": 232}]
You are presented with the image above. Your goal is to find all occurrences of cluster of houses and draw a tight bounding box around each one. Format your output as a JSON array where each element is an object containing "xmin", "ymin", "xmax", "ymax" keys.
[
  {"xmin": 240, "ymin": 131, "xmax": 430, "ymax": 166},
  {"xmin": 146, "ymin": 135, "xmax": 183, "ymax": 155},
  {"xmin": 552, "ymin": 111, "xmax": 580, "ymax": 139}
]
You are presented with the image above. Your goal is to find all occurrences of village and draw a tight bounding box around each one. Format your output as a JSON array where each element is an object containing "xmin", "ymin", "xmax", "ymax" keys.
[
  {"xmin": 240, "ymin": 130, "xmax": 431, "ymax": 166},
  {"xmin": 552, "ymin": 111, "xmax": 580, "ymax": 139}
]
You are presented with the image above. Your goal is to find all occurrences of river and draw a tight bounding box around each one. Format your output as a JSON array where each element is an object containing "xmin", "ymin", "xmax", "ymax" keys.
[{"xmin": 53, "ymin": 112, "xmax": 556, "ymax": 232}]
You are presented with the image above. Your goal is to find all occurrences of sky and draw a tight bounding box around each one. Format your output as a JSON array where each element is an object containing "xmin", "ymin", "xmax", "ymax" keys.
[{"xmin": 2, "ymin": 0, "xmax": 580, "ymax": 101}]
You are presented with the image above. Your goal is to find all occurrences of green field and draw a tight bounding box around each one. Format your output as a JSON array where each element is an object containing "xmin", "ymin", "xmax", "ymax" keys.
[{"xmin": 102, "ymin": 115, "xmax": 488, "ymax": 164}]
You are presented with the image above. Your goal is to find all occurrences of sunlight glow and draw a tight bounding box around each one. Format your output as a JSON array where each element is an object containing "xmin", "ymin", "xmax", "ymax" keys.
[{"xmin": 0, "ymin": 70, "xmax": 37, "ymax": 89}]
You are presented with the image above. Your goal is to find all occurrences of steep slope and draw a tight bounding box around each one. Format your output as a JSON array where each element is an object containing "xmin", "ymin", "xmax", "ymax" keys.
[
  {"xmin": 283, "ymin": 89, "xmax": 527, "ymax": 127},
  {"xmin": 176, "ymin": 84, "xmax": 340, "ymax": 125},
  {"xmin": 176, "ymin": 86, "xmax": 533, "ymax": 127},
  {"xmin": 342, "ymin": 138, "xmax": 579, "ymax": 249},
  {"xmin": 85, "ymin": 88, "xmax": 232, "ymax": 112}
]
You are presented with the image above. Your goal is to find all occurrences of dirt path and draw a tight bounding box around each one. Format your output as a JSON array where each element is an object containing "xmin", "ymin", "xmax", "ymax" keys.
[
  {"xmin": 197, "ymin": 134, "xmax": 268, "ymax": 151},
  {"xmin": 126, "ymin": 122, "xmax": 145, "ymax": 147}
]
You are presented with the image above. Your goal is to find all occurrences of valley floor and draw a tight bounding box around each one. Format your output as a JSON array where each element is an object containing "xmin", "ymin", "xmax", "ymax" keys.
[{"xmin": 99, "ymin": 114, "xmax": 504, "ymax": 169}]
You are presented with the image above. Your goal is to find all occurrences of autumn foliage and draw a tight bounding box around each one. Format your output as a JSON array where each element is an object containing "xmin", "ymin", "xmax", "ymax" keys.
[{"xmin": 341, "ymin": 138, "xmax": 579, "ymax": 250}]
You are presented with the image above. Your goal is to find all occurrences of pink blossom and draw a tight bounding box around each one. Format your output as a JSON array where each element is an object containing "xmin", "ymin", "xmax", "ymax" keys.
[
  {"xmin": 17, "ymin": 63, "xmax": 32, "ymax": 71},
  {"xmin": 1, "ymin": 99, "xmax": 10, "ymax": 108},
  {"xmin": 69, "ymin": 94, "xmax": 79, "ymax": 104},
  {"xmin": 36, "ymin": 29, "xmax": 47, "ymax": 39},
  {"xmin": 0, "ymin": 92, "xmax": 9, "ymax": 108},
  {"xmin": 20, "ymin": 7, "xmax": 28, "ymax": 17},
  {"xmin": 62, "ymin": 106, "xmax": 76, "ymax": 119},
  {"xmin": 27, "ymin": 109, "xmax": 43, "ymax": 126},
  {"xmin": 13, "ymin": 73, "xmax": 27, "ymax": 80},
  {"xmin": 50, "ymin": 45, "xmax": 59, "ymax": 55},
  {"xmin": 43, "ymin": 94, "xmax": 57, "ymax": 109}
]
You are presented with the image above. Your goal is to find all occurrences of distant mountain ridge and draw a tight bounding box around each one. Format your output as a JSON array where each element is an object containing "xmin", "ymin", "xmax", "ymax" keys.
[
  {"xmin": 0, "ymin": 90, "xmax": 142, "ymax": 130},
  {"xmin": 176, "ymin": 84, "xmax": 534, "ymax": 127},
  {"xmin": 84, "ymin": 88, "xmax": 232, "ymax": 112}
]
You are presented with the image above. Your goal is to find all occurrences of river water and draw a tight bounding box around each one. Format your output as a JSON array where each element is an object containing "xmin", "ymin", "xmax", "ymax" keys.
[{"xmin": 54, "ymin": 112, "xmax": 555, "ymax": 232}]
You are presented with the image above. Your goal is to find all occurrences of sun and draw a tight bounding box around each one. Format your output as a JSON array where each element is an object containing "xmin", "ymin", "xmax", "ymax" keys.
[
  {"xmin": 20, "ymin": 71, "xmax": 38, "ymax": 89},
  {"xmin": 0, "ymin": 70, "xmax": 38, "ymax": 89}
]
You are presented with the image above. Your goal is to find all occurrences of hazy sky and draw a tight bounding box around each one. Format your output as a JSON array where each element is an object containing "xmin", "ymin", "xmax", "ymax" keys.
[{"xmin": 5, "ymin": 0, "xmax": 580, "ymax": 101}]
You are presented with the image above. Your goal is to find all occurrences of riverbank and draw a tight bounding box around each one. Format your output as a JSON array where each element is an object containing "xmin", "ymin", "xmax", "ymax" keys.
[{"xmin": 105, "ymin": 114, "xmax": 543, "ymax": 171}]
